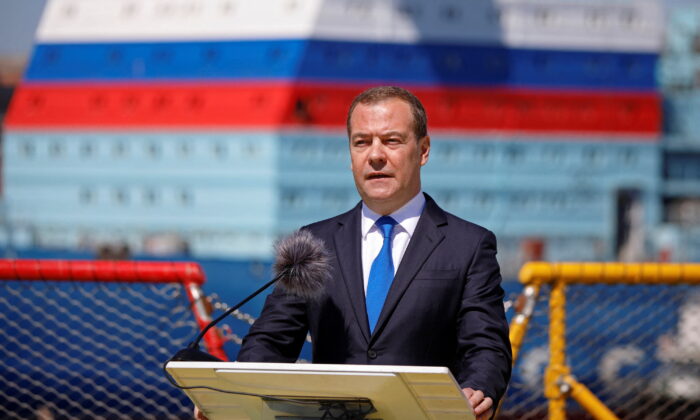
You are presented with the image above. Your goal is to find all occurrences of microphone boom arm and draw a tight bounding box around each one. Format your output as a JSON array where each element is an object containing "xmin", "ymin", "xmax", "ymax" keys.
[{"xmin": 191, "ymin": 271, "xmax": 284, "ymax": 350}]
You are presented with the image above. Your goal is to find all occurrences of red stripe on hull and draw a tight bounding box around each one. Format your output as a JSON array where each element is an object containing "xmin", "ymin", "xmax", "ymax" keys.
[{"xmin": 5, "ymin": 83, "xmax": 661, "ymax": 134}]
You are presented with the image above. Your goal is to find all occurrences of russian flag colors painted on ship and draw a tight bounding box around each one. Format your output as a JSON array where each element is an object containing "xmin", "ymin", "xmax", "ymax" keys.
[{"xmin": 9, "ymin": 0, "xmax": 664, "ymax": 135}]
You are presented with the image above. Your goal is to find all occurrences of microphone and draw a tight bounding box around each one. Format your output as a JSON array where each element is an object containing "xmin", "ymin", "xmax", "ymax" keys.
[
  {"xmin": 168, "ymin": 229, "xmax": 331, "ymax": 362},
  {"xmin": 273, "ymin": 228, "xmax": 330, "ymax": 300}
]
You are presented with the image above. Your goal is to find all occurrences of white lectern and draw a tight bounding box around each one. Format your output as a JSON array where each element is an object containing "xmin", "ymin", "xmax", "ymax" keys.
[{"xmin": 166, "ymin": 361, "xmax": 474, "ymax": 420}]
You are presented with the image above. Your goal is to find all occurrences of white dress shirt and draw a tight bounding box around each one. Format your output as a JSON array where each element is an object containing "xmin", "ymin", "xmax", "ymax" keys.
[{"xmin": 360, "ymin": 191, "xmax": 426, "ymax": 294}]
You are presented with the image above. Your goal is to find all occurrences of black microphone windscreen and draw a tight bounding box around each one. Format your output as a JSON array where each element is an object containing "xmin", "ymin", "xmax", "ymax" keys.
[{"xmin": 273, "ymin": 229, "xmax": 331, "ymax": 299}]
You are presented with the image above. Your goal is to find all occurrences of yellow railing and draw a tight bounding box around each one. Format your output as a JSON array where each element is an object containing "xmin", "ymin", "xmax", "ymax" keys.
[{"xmin": 512, "ymin": 262, "xmax": 700, "ymax": 420}]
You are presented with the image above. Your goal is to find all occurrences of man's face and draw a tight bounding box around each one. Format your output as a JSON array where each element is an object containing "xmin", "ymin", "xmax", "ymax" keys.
[{"xmin": 348, "ymin": 98, "xmax": 430, "ymax": 215}]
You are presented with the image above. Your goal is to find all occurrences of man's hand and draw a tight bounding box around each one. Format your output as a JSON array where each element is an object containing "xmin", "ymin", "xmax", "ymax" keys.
[{"xmin": 462, "ymin": 387, "xmax": 494, "ymax": 420}]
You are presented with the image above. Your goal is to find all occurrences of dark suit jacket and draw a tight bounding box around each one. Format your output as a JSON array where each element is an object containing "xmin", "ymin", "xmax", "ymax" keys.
[{"xmin": 237, "ymin": 194, "xmax": 512, "ymax": 404}]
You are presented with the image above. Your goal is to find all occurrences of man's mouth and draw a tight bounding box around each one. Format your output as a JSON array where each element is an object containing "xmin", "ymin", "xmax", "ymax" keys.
[{"xmin": 367, "ymin": 173, "xmax": 391, "ymax": 180}]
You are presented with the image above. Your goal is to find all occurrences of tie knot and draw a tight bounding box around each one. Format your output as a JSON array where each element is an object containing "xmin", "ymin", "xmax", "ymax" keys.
[{"xmin": 376, "ymin": 216, "xmax": 397, "ymax": 238}]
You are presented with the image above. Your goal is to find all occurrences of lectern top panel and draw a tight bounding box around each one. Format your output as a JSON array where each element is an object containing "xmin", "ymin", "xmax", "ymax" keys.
[{"xmin": 166, "ymin": 361, "xmax": 474, "ymax": 420}]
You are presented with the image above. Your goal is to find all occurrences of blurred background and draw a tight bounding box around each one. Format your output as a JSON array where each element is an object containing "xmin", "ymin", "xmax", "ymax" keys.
[
  {"xmin": 1, "ymin": 0, "xmax": 699, "ymax": 279},
  {"xmin": 1, "ymin": 0, "xmax": 700, "ymax": 418}
]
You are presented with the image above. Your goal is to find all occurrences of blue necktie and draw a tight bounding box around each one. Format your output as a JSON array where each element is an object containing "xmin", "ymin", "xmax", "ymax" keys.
[{"xmin": 366, "ymin": 216, "xmax": 397, "ymax": 334}]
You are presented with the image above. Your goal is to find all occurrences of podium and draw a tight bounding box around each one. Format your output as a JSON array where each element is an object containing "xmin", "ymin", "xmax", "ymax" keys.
[{"xmin": 166, "ymin": 361, "xmax": 475, "ymax": 420}]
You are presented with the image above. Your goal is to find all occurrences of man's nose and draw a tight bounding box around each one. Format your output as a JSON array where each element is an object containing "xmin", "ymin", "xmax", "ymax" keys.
[{"xmin": 367, "ymin": 139, "xmax": 387, "ymax": 164}]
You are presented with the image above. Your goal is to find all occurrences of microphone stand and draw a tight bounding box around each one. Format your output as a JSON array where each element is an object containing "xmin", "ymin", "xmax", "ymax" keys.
[{"xmin": 169, "ymin": 271, "xmax": 284, "ymax": 362}]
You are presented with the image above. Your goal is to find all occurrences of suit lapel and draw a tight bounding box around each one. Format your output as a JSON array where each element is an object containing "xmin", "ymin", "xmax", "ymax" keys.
[
  {"xmin": 370, "ymin": 195, "xmax": 447, "ymax": 343},
  {"xmin": 333, "ymin": 203, "xmax": 371, "ymax": 344}
]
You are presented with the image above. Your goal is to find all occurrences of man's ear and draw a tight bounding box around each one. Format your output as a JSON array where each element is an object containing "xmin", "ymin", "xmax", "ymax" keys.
[{"xmin": 419, "ymin": 135, "xmax": 430, "ymax": 166}]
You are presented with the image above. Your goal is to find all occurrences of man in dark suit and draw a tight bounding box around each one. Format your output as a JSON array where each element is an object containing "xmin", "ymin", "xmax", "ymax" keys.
[{"xmin": 237, "ymin": 86, "xmax": 511, "ymax": 420}]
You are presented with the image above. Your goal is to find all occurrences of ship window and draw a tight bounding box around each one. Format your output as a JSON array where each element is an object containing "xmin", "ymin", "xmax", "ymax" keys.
[
  {"xmin": 147, "ymin": 142, "xmax": 160, "ymax": 158},
  {"xmin": 144, "ymin": 189, "xmax": 158, "ymax": 205},
  {"xmin": 282, "ymin": 191, "xmax": 302, "ymax": 208},
  {"xmin": 474, "ymin": 146, "xmax": 493, "ymax": 161},
  {"xmin": 221, "ymin": 1, "xmax": 235, "ymax": 14},
  {"xmin": 286, "ymin": 0, "xmax": 299, "ymax": 12},
  {"xmin": 243, "ymin": 142, "xmax": 259, "ymax": 157},
  {"xmin": 113, "ymin": 141, "xmax": 127, "ymax": 157},
  {"xmin": 80, "ymin": 188, "xmax": 94, "ymax": 205},
  {"xmin": 584, "ymin": 147, "xmax": 602, "ymax": 165},
  {"xmin": 505, "ymin": 145, "xmax": 525, "ymax": 163},
  {"xmin": 214, "ymin": 142, "xmax": 227, "ymax": 159},
  {"xmin": 81, "ymin": 142, "xmax": 94, "ymax": 157},
  {"xmin": 179, "ymin": 190, "xmax": 193, "ymax": 206},
  {"xmin": 62, "ymin": 3, "xmax": 77, "ymax": 18},
  {"xmin": 398, "ymin": 3, "xmax": 421, "ymax": 17},
  {"xmin": 122, "ymin": 3, "xmax": 137, "ymax": 17},
  {"xmin": 442, "ymin": 6, "xmax": 461, "ymax": 21},
  {"xmin": 113, "ymin": 188, "xmax": 128, "ymax": 205},
  {"xmin": 622, "ymin": 149, "xmax": 638, "ymax": 166},
  {"xmin": 620, "ymin": 9, "xmax": 637, "ymax": 27},
  {"xmin": 21, "ymin": 140, "xmax": 35, "ymax": 158},
  {"xmin": 203, "ymin": 46, "xmax": 219, "ymax": 63},
  {"xmin": 49, "ymin": 142, "xmax": 64, "ymax": 158},
  {"xmin": 487, "ymin": 9, "xmax": 500, "ymax": 23},
  {"xmin": 476, "ymin": 193, "xmax": 493, "ymax": 208}
]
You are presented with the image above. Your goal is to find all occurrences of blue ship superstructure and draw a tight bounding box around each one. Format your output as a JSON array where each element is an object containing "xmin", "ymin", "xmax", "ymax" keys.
[
  {"xmin": 659, "ymin": 2, "xmax": 700, "ymax": 262},
  {"xmin": 1, "ymin": 0, "xmax": 671, "ymax": 275}
]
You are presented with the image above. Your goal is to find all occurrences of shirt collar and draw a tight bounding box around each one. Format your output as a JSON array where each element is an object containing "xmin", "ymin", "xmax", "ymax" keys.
[{"xmin": 361, "ymin": 192, "xmax": 426, "ymax": 239}]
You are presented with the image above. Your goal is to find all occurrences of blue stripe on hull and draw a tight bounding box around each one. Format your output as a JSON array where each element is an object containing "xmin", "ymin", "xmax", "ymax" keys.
[{"xmin": 27, "ymin": 40, "xmax": 658, "ymax": 90}]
